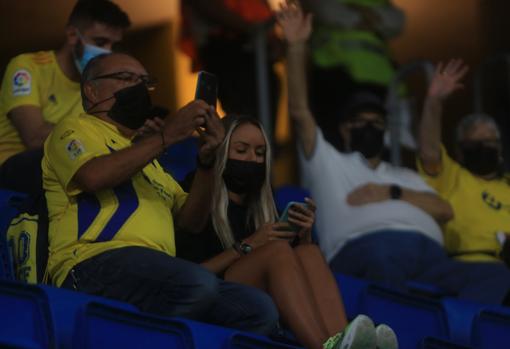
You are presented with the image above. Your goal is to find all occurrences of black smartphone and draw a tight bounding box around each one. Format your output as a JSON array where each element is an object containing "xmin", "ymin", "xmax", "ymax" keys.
[{"xmin": 195, "ymin": 71, "xmax": 218, "ymax": 108}]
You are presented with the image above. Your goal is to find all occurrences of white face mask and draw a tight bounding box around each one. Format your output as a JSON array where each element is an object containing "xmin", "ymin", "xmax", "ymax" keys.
[{"xmin": 73, "ymin": 31, "xmax": 111, "ymax": 74}]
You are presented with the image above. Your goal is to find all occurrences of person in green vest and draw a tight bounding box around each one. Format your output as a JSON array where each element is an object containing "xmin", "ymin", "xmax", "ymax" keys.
[{"xmin": 300, "ymin": 0, "xmax": 404, "ymax": 148}]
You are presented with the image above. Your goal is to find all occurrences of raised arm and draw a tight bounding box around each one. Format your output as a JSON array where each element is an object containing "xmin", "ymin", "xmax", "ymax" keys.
[
  {"xmin": 175, "ymin": 108, "xmax": 225, "ymax": 233},
  {"xmin": 74, "ymin": 100, "xmax": 209, "ymax": 192},
  {"xmin": 419, "ymin": 59, "xmax": 468, "ymax": 175},
  {"xmin": 277, "ymin": 2, "xmax": 317, "ymax": 158}
]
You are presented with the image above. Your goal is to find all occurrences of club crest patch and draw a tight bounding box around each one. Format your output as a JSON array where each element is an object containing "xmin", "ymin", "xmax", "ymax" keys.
[
  {"xmin": 12, "ymin": 69, "xmax": 32, "ymax": 96},
  {"xmin": 66, "ymin": 139, "xmax": 85, "ymax": 160}
]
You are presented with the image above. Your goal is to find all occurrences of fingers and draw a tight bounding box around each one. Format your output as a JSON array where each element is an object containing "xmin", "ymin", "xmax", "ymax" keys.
[{"xmin": 304, "ymin": 197, "xmax": 317, "ymax": 212}]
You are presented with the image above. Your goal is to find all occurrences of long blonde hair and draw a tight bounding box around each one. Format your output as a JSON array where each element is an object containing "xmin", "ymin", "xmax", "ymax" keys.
[{"xmin": 211, "ymin": 116, "xmax": 278, "ymax": 249}]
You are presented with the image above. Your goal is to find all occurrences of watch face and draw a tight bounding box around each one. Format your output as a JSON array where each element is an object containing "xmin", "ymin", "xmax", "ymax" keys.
[{"xmin": 241, "ymin": 243, "xmax": 252, "ymax": 254}]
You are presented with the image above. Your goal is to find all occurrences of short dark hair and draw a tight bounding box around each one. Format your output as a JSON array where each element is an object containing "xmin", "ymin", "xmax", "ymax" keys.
[{"xmin": 68, "ymin": 0, "xmax": 131, "ymax": 30}]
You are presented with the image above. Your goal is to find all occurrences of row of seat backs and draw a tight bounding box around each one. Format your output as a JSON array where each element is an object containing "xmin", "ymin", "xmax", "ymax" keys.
[
  {"xmin": 336, "ymin": 273, "xmax": 510, "ymax": 348},
  {"xmin": 0, "ymin": 280, "xmax": 302, "ymax": 349}
]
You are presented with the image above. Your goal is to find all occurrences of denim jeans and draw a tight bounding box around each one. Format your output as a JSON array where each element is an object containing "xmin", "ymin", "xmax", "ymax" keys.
[
  {"xmin": 61, "ymin": 246, "xmax": 279, "ymax": 335},
  {"xmin": 330, "ymin": 230, "xmax": 510, "ymax": 305}
]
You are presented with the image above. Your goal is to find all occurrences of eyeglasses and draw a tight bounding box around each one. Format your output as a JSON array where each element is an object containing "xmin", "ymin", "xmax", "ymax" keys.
[{"xmin": 91, "ymin": 71, "xmax": 158, "ymax": 90}]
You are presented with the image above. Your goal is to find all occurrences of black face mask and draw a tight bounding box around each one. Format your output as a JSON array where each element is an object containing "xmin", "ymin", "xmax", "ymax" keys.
[
  {"xmin": 223, "ymin": 159, "xmax": 266, "ymax": 195},
  {"xmin": 461, "ymin": 143, "xmax": 502, "ymax": 176},
  {"xmin": 107, "ymin": 82, "xmax": 154, "ymax": 130},
  {"xmin": 349, "ymin": 123, "xmax": 385, "ymax": 159}
]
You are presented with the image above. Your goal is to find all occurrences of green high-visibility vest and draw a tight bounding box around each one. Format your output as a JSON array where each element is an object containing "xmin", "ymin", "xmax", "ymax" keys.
[{"xmin": 311, "ymin": 0, "xmax": 396, "ymax": 86}]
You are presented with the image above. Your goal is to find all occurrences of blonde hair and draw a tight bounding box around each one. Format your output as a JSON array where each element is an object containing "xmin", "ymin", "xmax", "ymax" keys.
[{"xmin": 211, "ymin": 117, "xmax": 278, "ymax": 249}]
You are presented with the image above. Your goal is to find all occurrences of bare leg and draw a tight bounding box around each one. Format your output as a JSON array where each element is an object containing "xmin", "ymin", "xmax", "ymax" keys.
[
  {"xmin": 294, "ymin": 244, "xmax": 348, "ymax": 336},
  {"xmin": 225, "ymin": 240, "xmax": 329, "ymax": 349}
]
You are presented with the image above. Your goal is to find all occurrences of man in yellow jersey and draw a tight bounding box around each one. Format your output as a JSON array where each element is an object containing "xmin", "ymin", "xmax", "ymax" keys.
[
  {"xmin": 0, "ymin": 0, "xmax": 130, "ymax": 195},
  {"xmin": 42, "ymin": 52, "xmax": 279, "ymax": 333},
  {"xmin": 418, "ymin": 59, "xmax": 510, "ymax": 265}
]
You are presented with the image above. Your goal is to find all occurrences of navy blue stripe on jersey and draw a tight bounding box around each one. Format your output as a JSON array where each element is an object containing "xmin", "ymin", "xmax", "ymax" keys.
[
  {"xmin": 77, "ymin": 192, "xmax": 101, "ymax": 238},
  {"xmin": 95, "ymin": 181, "xmax": 139, "ymax": 242}
]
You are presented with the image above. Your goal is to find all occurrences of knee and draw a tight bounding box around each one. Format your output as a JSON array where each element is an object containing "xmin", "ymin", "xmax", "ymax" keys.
[
  {"xmin": 245, "ymin": 290, "xmax": 280, "ymax": 335},
  {"xmin": 181, "ymin": 267, "xmax": 219, "ymax": 302},
  {"xmin": 294, "ymin": 243, "xmax": 323, "ymax": 260}
]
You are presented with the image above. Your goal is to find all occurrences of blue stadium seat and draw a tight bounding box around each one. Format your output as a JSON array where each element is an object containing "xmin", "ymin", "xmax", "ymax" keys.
[
  {"xmin": 224, "ymin": 332, "xmax": 303, "ymax": 349},
  {"xmin": 420, "ymin": 337, "xmax": 472, "ymax": 349},
  {"xmin": 73, "ymin": 302, "xmax": 196, "ymax": 349},
  {"xmin": 334, "ymin": 273, "xmax": 370, "ymax": 320},
  {"xmin": 158, "ymin": 137, "xmax": 198, "ymax": 181},
  {"xmin": 0, "ymin": 280, "xmax": 56, "ymax": 349},
  {"xmin": 273, "ymin": 186, "xmax": 310, "ymax": 213},
  {"xmin": 0, "ymin": 190, "xmax": 26, "ymax": 280},
  {"xmin": 471, "ymin": 308, "xmax": 510, "ymax": 349},
  {"xmin": 441, "ymin": 298, "xmax": 488, "ymax": 346},
  {"xmin": 359, "ymin": 285, "xmax": 449, "ymax": 349},
  {"xmin": 40, "ymin": 285, "xmax": 137, "ymax": 349}
]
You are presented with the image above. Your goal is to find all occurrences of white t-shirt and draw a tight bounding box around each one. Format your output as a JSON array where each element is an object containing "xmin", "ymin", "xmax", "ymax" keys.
[{"xmin": 299, "ymin": 129, "xmax": 444, "ymax": 261}]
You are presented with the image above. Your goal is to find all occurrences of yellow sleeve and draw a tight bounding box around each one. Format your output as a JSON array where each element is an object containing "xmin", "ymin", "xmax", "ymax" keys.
[
  {"xmin": 417, "ymin": 145, "xmax": 462, "ymax": 197},
  {"xmin": 0, "ymin": 55, "xmax": 41, "ymax": 114},
  {"xmin": 45, "ymin": 119, "xmax": 109, "ymax": 196},
  {"xmin": 168, "ymin": 176, "xmax": 188, "ymax": 216}
]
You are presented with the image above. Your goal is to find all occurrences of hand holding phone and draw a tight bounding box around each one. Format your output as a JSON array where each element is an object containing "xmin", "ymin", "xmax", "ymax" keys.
[{"xmin": 279, "ymin": 201, "xmax": 307, "ymax": 232}]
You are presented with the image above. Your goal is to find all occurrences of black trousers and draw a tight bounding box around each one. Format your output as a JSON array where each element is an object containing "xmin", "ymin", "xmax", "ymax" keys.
[{"xmin": 62, "ymin": 246, "xmax": 279, "ymax": 335}]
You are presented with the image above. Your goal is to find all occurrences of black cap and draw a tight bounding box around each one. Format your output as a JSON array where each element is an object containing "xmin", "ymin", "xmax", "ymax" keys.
[{"xmin": 340, "ymin": 92, "xmax": 387, "ymax": 123}]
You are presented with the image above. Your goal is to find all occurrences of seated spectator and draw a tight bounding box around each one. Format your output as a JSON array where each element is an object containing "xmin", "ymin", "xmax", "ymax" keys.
[
  {"xmin": 418, "ymin": 59, "xmax": 510, "ymax": 263},
  {"xmin": 42, "ymin": 52, "xmax": 279, "ymax": 334},
  {"xmin": 280, "ymin": 3, "xmax": 510, "ymax": 305},
  {"xmin": 0, "ymin": 0, "xmax": 130, "ymax": 195},
  {"xmin": 176, "ymin": 114, "xmax": 398, "ymax": 349}
]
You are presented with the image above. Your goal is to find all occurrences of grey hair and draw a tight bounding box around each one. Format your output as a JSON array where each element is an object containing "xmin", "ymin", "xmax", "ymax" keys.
[
  {"xmin": 211, "ymin": 118, "xmax": 278, "ymax": 249},
  {"xmin": 456, "ymin": 113, "xmax": 501, "ymax": 142}
]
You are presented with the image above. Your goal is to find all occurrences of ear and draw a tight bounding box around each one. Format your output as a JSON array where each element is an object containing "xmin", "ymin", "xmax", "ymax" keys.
[
  {"xmin": 339, "ymin": 122, "xmax": 350, "ymax": 150},
  {"xmin": 65, "ymin": 25, "xmax": 80, "ymax": 46},
  {"xmin": 83, "ymin": 81, "xmax": 97, "ymax": 106}
]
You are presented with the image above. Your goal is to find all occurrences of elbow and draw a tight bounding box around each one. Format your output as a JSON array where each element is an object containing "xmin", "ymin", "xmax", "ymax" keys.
[
  {"xmin": 23, "ymin": 136, "xmax": 45, "ymax": 150},
  {"xmin": 437, "ymin": 202, "xmax": 454, "ymax": 224}
]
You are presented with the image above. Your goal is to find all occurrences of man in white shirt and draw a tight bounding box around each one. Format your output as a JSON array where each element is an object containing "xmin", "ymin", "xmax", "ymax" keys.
[{"xmin": 279, "ymin": 4, "xmax": 510, "ymax": 304}]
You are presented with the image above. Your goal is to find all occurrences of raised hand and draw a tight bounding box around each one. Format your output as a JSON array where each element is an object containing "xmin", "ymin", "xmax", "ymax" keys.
[
  {"xmin": 347, "ymin": 183, "xmax": 390, "ymax": 206},
  {"xmin": 276, "ymin": 0, "xmax": 312, "ymax": 44},
  {"xmin": 197, "ymin": 107, "xmax": 225, "ymax": 167},
  {"xmin": 428, "ymin": 59, "xmax": 469, "ymax": 100},
  {"xmin": 163, "ymin": 100, "xmax": 208, "ymax": 146}
]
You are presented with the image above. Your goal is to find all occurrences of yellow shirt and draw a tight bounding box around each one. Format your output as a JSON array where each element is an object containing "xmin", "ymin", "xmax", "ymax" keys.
[
  {"xmin": 43, "ymin": 113, "xmax": 188, "ymax": 286},
  {"xmin": 417, "ymin": 146, "xmax": 510, "ymax": 262},
  {"xmin": 0, "ymin": 51, "xmax": 83, "ymax": 164}
]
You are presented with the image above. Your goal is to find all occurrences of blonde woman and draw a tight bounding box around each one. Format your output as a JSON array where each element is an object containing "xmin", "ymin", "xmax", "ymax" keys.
[{"xmin": 177, "ymin": 115, "xmax": 397, "ymax": 349}]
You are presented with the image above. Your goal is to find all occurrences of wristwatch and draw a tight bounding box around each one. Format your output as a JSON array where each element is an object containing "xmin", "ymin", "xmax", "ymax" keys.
[
  {"xmin": 389, "ymin": 184, "xmax": 402, "ymax": 200},
  {"xmin": 234, "ymin": 241, "xmax": 253, "ymax": 255}
]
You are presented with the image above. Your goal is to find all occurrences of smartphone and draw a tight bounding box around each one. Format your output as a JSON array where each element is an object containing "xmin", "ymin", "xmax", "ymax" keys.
[
  {"xmin": 279, "ymin": 201, "xmax": 307, "ymax": 232},
  {"xmin": 195, "ymin": 71, "xmax": 218, "ymax": 108}
]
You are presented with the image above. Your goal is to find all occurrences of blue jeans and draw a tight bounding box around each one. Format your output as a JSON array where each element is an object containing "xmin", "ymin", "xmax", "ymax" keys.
[
  {"xmin": 62, "ymin": 246, "xmax": 279, "ymax": 335},
  {"xmin": 330, "ymin": 230, "xmax": 510, "ymax": 305}
]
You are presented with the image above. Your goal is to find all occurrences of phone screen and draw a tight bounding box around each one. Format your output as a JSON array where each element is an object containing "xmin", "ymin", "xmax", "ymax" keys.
[{"xmin": 195, "ymin": 71, "xmax": 218, "ymax": 108}]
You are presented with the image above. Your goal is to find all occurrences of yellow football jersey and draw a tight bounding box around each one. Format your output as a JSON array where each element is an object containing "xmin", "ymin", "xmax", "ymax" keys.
[
  {"xmin": 0, "ymin": 51, "xmax": 83, "ymax": 164},
  {"xmin": 418, "ymin": 146, "xmax": 510, "ymax": 262},
  {"xmin": 43, "ymin": 113, "xmax": 188, "ymax": 286}
]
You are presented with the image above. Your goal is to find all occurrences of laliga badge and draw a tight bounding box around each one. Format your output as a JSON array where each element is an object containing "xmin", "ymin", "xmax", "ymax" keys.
[
  {"xmin": 66, "ymin": 139, "xmax": 85, "ymax": 160},
  {"xmin": 12, "ymin": 69, "xmax": 32, "ymax": 96}
]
